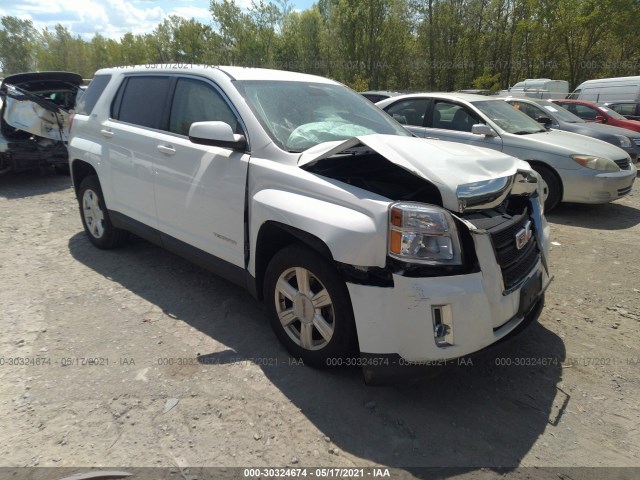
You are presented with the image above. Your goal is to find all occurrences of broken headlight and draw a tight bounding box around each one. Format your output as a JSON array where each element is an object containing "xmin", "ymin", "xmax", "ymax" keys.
[{"xmin": 388, "ymin": 202, "xmax": 462, "ymax": 265}]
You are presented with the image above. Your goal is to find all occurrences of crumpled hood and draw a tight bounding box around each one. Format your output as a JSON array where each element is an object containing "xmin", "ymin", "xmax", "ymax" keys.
[{"xmin": 299, "ymin": 134, "xmax": 530, "ymax": 211}]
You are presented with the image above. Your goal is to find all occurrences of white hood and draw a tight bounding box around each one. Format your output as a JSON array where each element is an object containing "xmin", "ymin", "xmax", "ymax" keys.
[{"xmin": 299, "ymin": 134, "xmax": 530, "ymax": 211}]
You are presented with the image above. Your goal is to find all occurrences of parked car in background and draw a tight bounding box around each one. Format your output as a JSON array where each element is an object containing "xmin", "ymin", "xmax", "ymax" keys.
[
  {"xmin": 360, "ymin": 91, "xmax": 403, "ymax": 103},
  {"xmin": 376, "ymin": 93, "xmax": 636, "ymax": 211},
  {"xmin": 551, "ymin": 99, "xmax": 640, "ymax": 133},
  {"xmin": 0, "ymin": 71, "xmax": 82, "ymax": 174},
  {"xmin": 499, "ymin": 78, "xmax": 569, "ymax": 99},
  {"xmin": 68, "ymin": 65, "xmax": 551, "ymax": 381},
  {"xmin": 569, "ymin": 76, "xmax": 640, "ymax": 102},
  {"xmin": 603, "ymin": 101, "xmax": 640, "ymax": 120},
  {"xmin": 504, "ymin": 97, "xmax": 640, "ymax": 163}
]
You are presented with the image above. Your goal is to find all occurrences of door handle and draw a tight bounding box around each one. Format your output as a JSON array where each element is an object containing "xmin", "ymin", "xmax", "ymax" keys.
[
  {"xmin": 425, "ymin": 136, "xmax": 440, "ymax": 140},
  {"xmin": 157, "ymin": 145, "xmax": 176, "ymax": 155},
  {"xmin": 100, "ymin": 129, "xmax": 114, "ymax": 138}
]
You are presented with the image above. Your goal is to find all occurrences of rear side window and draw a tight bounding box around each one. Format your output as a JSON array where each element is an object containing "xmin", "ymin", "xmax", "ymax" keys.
[
  {"xmin": 385, "ymin": 99, "xmax": 428, "ymax": 126},
  {"xmin": 112, "ymin": 76, "xmax": 172, "ymax": 129},
  {"xmin": 76, "ymin": 74, "xmax": 111, "ymax": 115},
  {"xmin": 168, "ymin": 78, "xmax": 239, "ymax": 136}
]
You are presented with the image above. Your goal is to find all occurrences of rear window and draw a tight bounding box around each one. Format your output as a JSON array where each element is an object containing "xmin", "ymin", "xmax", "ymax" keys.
[
  {"xmin": 76, "ymin": 75, "xmax": 111, "ymax": 115},
  {"xmin": 111, "ymin": 76, "xmax": 172, "ymax": 129}
]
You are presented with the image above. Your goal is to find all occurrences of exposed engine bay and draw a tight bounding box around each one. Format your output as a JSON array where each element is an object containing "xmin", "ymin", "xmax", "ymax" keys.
[{"xmin": 302, "ymin": 147, "xmax": 543, "ymax": 284}]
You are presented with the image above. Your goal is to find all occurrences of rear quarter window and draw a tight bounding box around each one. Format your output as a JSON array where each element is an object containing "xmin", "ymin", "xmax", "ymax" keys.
[
  {"xmin": 76, "ymin": 75, "xmax": 111, "ymax": 115},
  {"xmin": 111, "ymin": 76, "xmax": 172, "ymax": 129}
]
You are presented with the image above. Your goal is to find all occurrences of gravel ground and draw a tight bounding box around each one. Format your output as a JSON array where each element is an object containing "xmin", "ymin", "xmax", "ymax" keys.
[{"xmin": 0, "ymin": 171, "xmax": 639, "ymax": 479}]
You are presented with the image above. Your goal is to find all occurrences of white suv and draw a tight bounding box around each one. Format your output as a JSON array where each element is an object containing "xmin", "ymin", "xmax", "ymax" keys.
[{"xmin": 69, "ymin": 65, "xmax": 551, "ymax": 380}]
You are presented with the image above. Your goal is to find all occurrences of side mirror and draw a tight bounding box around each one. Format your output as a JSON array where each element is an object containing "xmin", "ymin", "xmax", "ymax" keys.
[
  {"xmin": 536, "ymin": 115, "xmax": 553, "ymax": 128},
  {"xmin": 595, "ymin": 115, "xmax": 607, "ymax": 123},
  {"xmin": 189, "ymin": 121, "xmax": 247, "ymax": 151},
  {"xmin": 471, "ymin": 124, "xmax": 497, "ymax": 137}
]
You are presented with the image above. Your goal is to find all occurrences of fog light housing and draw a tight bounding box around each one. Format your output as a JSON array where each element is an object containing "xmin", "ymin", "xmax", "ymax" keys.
[{"xmin": 432, "ymin": 304, "xmax": 454, "ymax": 347}]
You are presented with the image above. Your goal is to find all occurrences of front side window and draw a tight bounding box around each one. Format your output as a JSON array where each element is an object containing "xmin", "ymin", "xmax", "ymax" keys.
[
  {"xmin": 235, "ymin": 81, "xmax": 410, "ymax": 152},
  {"xmin": 169, "ymin": 78, "xmax": 239, "ymax": 136},
  {"xmin": 112, "ymin": 76, "xmax": 172, "ymax": 129},
  {"xmin": 473, "ymin": 100, "xmax": 545, "ymax": 134},
  {"xmin": 540, "ymin": 102, "xmax": 583, "ymax": 123},
  {"xmin": 385, "ymin": 99, "xmax": 428, "ymax": 126},
  {"xmin": 510, "ymin": 101, "xmax": 546, "ymax": 121}
]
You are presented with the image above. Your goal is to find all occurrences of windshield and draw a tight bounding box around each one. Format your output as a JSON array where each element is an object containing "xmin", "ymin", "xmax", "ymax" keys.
[
  {"xmin": 540, "ymin": 102, "xmax": 584, "ymax": 123},
  {"xmin": 473, "ymin": 99, "xmax": 546, "ymax": 134},
  {"xmin": 598, "ymin": 105, "xmax": 626, "ymax": 120},
  {"xmin": 235, "ymin": 80, "xmax": 410, "ymax": 152}
]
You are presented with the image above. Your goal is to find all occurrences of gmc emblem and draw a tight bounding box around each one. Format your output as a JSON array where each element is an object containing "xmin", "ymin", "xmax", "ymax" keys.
[{"xmin": 515, "ymin": 220, "xmax": 532, "ymax": 250}]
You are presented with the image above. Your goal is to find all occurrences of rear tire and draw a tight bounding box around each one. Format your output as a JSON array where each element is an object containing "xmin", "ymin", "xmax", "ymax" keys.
[
  {"xmin": 78, "ymin": 175, "xmax": 128, "ymax": 249},
  {"xmin": 264, "ymin": 244, "xmax": 358, "ymax": 368},
  {"xmin": 532, "ymin": 164, "xmax": 561, "ymax": 212}
]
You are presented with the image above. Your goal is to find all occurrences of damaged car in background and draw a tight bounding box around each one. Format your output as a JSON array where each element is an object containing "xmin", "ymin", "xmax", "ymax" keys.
[
  {"xmin": 0, "ymin": 71, "xmax": 82, "ymax": 175},
  {"xmin": 69, "ymin": 66, "xmax": 551, "ymax": 382}
]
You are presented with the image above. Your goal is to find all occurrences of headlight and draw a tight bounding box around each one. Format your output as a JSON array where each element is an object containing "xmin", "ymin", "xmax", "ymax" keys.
[
  {"xmin": 571, "ymin": 154, "xmax": 620, "ymax": 171},
  {"xmin": 614, "ymin": 134, "xmax": 632, "ymax": 148},
  {"xmin": 388, "ymin": 202, "xmax": 462, "ymax": 265}
]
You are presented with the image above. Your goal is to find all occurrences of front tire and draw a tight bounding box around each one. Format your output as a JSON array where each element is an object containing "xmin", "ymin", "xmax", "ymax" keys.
[
  {"xmin": 78, "ymin": 175, "xmax": 128, "ymax": 249},
  {"xmin": 264, "ymin": 244, "xmax": 358, "ymax": 368},
  {"xmin": 532, "ymin": 164, "xmax": 561, "ymax": 212}
]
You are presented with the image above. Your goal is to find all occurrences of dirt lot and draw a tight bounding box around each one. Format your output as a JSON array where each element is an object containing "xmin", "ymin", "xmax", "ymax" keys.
[{"xmin": 0, "ymin": 171, "xmax": 639, "ymax": 479}]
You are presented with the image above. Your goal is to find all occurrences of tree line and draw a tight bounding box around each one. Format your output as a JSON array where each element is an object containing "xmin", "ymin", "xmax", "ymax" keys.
[{"xmin": 1, "ymin": 0, "xmax": 640, "ymax": 92}]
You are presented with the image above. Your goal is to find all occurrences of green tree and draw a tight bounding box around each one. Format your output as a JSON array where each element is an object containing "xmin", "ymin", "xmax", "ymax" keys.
[{"xmin": 0, "ymin": 16, "xmax": 38, "ymax": 74}]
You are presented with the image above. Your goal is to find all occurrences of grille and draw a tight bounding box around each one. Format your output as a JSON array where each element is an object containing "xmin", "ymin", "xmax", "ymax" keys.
[
  {"xmin": 486, "ymin": 209, "xmax": 540, "ymax": 291},
  {"xmin": 618, "ymin": 186, "xmax": 632, "ymax": 196},
  {"xmin": 614, "ymin": 158, "xmax": 631, "ymax": 170}
]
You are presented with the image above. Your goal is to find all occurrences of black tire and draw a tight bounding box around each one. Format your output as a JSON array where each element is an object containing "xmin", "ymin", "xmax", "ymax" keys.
[
  {"xmin": 532, "ymin": 164, "xmax": 561, "ymax": 212},
  {"xmin": 264, "ymin": 244, "xmax": 358, "ymax": 368},
  {"xmin": 77, "ymin": 175, "xmax": 128, "ymax": 249}
]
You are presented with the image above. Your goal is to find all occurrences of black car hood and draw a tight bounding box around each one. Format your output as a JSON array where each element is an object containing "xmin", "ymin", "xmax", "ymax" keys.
[{"xmin": 1, "ymin": 71, "xmax": 82, "ymax": 93}]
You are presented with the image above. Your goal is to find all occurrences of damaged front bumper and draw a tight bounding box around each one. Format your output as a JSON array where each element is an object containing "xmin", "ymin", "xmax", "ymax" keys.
[
  {"xmin": 347, "ymin": 196, "xmax": 551, "ymax": 381},
  {"xmin": 348, "ymin": 258, "xmax": 550, "ymax": 363}
]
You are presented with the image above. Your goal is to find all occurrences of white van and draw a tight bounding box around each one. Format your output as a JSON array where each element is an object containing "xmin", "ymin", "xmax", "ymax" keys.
[
  {"xmin": 499, "ymin": 79, "xmax": 568, "ymax": 99},
  {"xmin": 569, "ymin": 76, "xmax": 640, "ymax": 102}
]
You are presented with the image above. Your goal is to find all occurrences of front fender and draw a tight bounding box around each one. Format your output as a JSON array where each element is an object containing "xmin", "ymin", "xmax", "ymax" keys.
[{"xmin": 249, "ymin": 189, "xmax": 388, "ymax": 274}]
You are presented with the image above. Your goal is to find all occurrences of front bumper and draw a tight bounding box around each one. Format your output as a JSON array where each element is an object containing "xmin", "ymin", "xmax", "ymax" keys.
[
  {"xmin": 561, "ymin": 163, "xmax": 637, "ymax": 203},
  {"xmin": 348, "ymin": 256, "xmax": 550, "ymax": 364}
]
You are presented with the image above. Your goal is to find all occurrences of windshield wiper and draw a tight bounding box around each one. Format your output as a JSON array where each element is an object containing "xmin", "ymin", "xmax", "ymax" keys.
[{"xmin": 512, "ymin": 130, "xmax": 543, "ymax": 135}]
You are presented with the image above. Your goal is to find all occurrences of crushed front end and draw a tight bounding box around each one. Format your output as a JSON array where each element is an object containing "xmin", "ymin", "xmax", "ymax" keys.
[{"xmin": 347, "ymin": 170, "xmax": 551, "ymax": 380}]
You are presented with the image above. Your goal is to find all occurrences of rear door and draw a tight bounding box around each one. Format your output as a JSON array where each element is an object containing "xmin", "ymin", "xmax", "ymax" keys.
[{"xmin": 102, "ymin": 75, "xmax": 172, "ymax": 227}]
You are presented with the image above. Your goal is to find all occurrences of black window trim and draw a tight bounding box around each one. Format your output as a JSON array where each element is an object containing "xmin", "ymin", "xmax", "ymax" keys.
[
  {"xmin": 108, "ymin": 73, "xmax": 174, "ymax": 132},
  {"xmin": 108, "ymin": 72, "xmax": 250, "ymax": 151},
  {"xmin": 164, "ymin": 73, "xmax": 249, "ymax": 147}
]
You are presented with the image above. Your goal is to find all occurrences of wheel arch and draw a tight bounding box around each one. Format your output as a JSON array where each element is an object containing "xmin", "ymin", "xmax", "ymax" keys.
[
  {"xmin": 253, "ymin": 221, "xmax": 334, "ymax": 301},
  {"xmin": 526, "ymin": 160, "xmax": 564, "ymax": 201},
  {"xmin": 71, "ymin": 160, "xmax": 98, "ymax": 198}
]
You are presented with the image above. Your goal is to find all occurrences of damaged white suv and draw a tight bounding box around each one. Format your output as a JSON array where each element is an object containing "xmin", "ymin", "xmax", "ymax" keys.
[{"xmin": 69, "ymin": 66, "xmax": 551, "ymax": 380}]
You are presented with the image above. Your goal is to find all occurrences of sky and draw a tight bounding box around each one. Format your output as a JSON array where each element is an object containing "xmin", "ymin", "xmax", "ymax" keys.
[{"xmin": 0, "ymin": 0, "xmax": 316, "ymax": 40}]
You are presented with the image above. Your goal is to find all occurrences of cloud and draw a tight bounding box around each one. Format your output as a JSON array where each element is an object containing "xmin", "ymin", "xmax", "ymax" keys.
[
  {"xmin": 167, "ymin": 6, "xmax": 211, "ymax": 22},
  {"xmin": 1, "ymin": 0, "xmax": 214, "ymax": 40}
]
